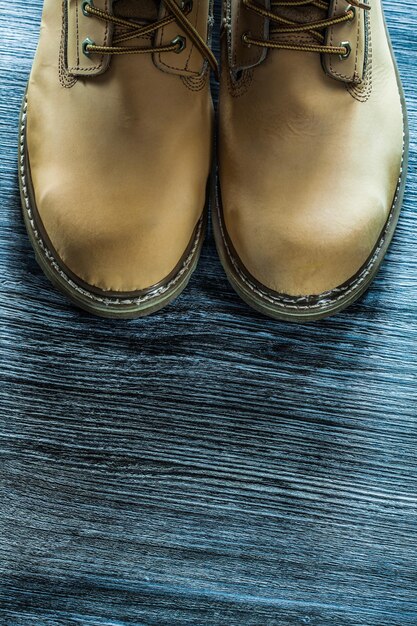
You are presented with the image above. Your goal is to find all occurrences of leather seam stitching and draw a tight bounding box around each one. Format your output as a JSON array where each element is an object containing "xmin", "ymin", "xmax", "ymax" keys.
[
  {"xmin": 67, "ymin": 0, "xmax": 108, "ymax": 74},
  {"xmin": 233, "ymin": 0, "xmax": 263, "ymax": 66},
  {"xmin": 59, "ymin": 0, "xmax": 78, "ymax": 87},
  {"xmin": 329, "ymin": 0, "xmax": 361, "ymax": 82},
  {"xmin": 185, "ymin": 0, "xmax": 200, "ymax": 70},
  {"xmin": 346, "ymin": 8, "xmax": 372, "ymax": 102},
  {"xmin": 156, "ymin": 3, "xmax": 204, "ymax": 76}
]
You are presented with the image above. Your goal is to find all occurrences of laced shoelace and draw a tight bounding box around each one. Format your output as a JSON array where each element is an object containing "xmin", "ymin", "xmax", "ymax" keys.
[
  {"xmin": 82, "ymin": 0, "xmax": 219, "ymax": 78},
  {"xmin": 241, "ymin": 0, "xmax": 370, "ymax": 58}
]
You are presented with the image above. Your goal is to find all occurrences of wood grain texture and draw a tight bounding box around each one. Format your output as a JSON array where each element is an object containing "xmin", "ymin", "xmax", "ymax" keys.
[{"xmin": 0, "ymin": 1, "xmax": 416, "ymax": 624}]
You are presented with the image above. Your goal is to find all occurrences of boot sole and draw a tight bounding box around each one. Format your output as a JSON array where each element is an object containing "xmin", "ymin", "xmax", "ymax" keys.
[
  {"xmin": 212, "ymin": 15, "xmax": 409, "ymax": 322},
  {"xmin": 18, "ymin": 95, "xmax": 206, "ymax": 319}
]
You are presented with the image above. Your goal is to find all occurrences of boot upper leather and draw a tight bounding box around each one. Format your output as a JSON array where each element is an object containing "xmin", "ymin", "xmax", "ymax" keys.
[
  {"xmin": 26, "ymin": 0, "xmax": 214, "ymax": 293},
  {"xmin": 219, "ymin": 0, "xmax": 404, "ymax": 297}
]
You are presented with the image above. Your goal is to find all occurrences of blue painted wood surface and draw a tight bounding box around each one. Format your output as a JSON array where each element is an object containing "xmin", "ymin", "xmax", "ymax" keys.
[{"xmin": 0, "ymin": 1, "xmax": 416, "ymax": 624}]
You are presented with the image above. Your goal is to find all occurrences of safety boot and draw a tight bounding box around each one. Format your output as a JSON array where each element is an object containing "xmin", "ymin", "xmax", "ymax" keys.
[
  {"xmin": 214, "ymin": 0, "xmax": 408, "ymax": 320},
  {"xmin": 19, "ymin": 0, "xmax": 217, "ymax": 317}
]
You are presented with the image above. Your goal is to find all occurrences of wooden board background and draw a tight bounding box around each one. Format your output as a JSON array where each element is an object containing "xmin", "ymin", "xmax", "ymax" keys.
[{"xmin": 0, "ymin": 1, "xmax": 416, "ymax": 624}]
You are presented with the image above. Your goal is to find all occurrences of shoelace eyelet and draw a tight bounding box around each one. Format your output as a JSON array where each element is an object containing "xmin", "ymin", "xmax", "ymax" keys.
[
  {"xmin": 171, "ymin": 35, "xmax": 186, "ymax": 53},
  {"xmin": 346, "ymin": 5, "xmax": 356, "ymax": 20},
  {"xmin": 82, "ymin": 0, "xmax": 94, "ymax": 17},
  {"xmin": 74, "ymin": 0, "xmax": 218, "ymax": 78},
  {"xmin": 181, "ymin": 0, "xmax": 193, "ymax": 12},
  {"xmin": 339, "ymin": 41, "xmax": 351, "ymax": 60},
  {"xmin": 82, "ymin": 37, "xmax": 95, "ymax": 56},
  {"xmin": 242, "ymin": 32, "xmax": 251, "ymax": 47}
]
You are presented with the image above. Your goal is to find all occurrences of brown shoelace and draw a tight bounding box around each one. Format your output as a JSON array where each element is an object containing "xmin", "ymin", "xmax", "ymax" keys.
[
  {"xmin": 242, "ymin": 0, "xmax": 370, "ymax": 58},
  {"xmin": 82, "ymin": 0, "xmax": 218, "ymax": 78}
]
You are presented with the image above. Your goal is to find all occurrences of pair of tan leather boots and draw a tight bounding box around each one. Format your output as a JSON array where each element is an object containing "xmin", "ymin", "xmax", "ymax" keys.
[{"xmin": 20, "ymin": 0, "xmax": 408, "ymax": 321}]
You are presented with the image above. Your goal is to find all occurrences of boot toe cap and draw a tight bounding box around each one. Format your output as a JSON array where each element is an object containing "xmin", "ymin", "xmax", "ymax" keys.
[
  {"xmin": 225, "ymin": 198, "xmax": 388, "ymax": 299},
  {"xmin": 35, "ymin": 192, "xmax": 202, "ymax": 295}
]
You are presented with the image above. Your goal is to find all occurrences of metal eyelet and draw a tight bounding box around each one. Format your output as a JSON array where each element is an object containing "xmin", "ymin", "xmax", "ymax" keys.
[
  {"xmin": 81, "ymin": 0, "xmax": 94, "ymax": 17},
  {"xmin": 180, "ymin": 0, "xmax": 193, "ymax": 11},
  {"xmin": 345, "ymin": 4, "xmax": 356, "ymax": 20},
  {"xmin": 171, "ymin": 36, "xmax": 186, "ymax": 53},
  {"xmin": 82, "ymin": 37, "xmax": 95, "ymax": 56},
  {"xmin": 242, "ymin": 32, "xmax": 251, "ymax": 47},
  {"xmin": 339, "ymin": 41, "xmax": 351, "ymax": 60}
]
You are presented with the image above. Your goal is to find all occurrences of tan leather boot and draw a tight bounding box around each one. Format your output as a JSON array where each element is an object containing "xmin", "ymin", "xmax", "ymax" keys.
[
  {"xmin": 19, "ymin": 0, "xmax": 217, "ymax": 318},
  {"xmin": 215, "ymin": 0, "xmax": 408, "ymax": 321}
]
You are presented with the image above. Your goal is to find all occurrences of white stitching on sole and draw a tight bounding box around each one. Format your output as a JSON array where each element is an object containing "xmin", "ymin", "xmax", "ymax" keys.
[{"xmin": 20, "ymin": 98, "xmax": 203, "ymax": 309}]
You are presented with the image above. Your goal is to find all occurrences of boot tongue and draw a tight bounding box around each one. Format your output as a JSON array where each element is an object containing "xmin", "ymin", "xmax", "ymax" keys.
[
  {"xmin": 271, "ymin": 3, "xmax": 327, "ymax": 47},
  {"xmin": 113, "ymin": 0, "xmax": 159, "ymax": 27}
]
